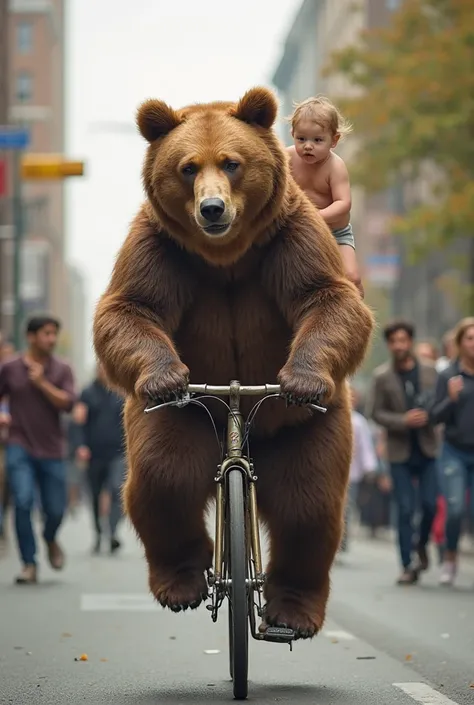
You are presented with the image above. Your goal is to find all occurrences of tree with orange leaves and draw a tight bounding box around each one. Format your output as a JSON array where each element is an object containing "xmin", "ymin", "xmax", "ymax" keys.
[{"xmin": 327, "ymin": 0, "xmax": 474, "ymax": 260}]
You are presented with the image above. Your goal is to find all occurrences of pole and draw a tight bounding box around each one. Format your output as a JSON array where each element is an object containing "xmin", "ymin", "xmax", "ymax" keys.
[{"xmin": 12, "ymin": 149, "xmax": 23, "ymax": 350}]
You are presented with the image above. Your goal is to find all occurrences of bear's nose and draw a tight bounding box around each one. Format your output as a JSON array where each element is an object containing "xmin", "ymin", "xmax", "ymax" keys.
[{"xmin": 200, "ymin": 198, "xmax": 225, "ymax": 223}]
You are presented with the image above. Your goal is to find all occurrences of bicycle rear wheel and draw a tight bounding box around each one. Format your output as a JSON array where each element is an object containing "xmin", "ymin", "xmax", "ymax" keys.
[{"xmin": 226, "ymin": 468, "xmax": 249, "ymax": 700}]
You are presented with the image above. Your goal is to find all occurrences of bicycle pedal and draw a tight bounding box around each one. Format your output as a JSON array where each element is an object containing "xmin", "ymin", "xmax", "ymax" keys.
[{"xmin": 262, "ymin": 626, "xmax": 295, "ymax": 643}]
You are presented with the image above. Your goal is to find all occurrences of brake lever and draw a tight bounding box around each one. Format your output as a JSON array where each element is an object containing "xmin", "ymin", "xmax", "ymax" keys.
[
  {"xmin": 144, "ymin": 392, "xmax": 192, "ymax": 414},
  {"xmin": 308, "ymin": 403, "xmax": 327, "ymax": 414}
]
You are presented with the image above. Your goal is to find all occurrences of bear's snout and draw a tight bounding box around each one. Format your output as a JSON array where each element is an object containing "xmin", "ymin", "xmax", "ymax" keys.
[{"xmin": 200, "ymin": 198, "xmax": 225, "ymax": 223}]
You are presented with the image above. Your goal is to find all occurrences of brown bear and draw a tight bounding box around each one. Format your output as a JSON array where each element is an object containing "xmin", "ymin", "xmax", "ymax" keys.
[{"xmin": 93, "ymin": 87, "xmax": 374, "ymax": 639}]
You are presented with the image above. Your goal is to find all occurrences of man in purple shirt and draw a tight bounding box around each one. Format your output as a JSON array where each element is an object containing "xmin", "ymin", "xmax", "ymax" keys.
[{"xmin": 0, "ymin": 315, "xmax": 75, "ymax": 584}]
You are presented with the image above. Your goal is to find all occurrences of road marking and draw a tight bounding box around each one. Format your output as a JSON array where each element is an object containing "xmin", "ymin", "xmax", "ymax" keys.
[
  {"xmin": 81, "ymin": 593, "xmax": 156, "ymax": 611},
  {"xmin": 393, "ymin": 683, "xmax": 460, "ymax": 704},
  {"xmin": 323, "ymin": 629, "xmax": 356, "ymax": 641}
]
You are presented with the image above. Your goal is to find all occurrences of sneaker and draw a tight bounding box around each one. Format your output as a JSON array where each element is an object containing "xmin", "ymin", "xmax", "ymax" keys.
[
  {"xmin": 46, "ymin": 540, "xmax": 65, "ymax": 570},
  {"xmin": 416, "ymin": 544, "xmax": 429, "ymax": 571},
  {"xmin": 110, "ymin": 537, "xmax": 121, "ymax": 554},
  {"xmin": 439, "ymin": 561, "xmax": 457, "ymax": 586},
  {"xmin": 15, "ymin": 564, "xmax": 37, "ymax": 584},
  {"xmin": 396, "ymin": 567, "xmax": 419, "ymax": 585}
]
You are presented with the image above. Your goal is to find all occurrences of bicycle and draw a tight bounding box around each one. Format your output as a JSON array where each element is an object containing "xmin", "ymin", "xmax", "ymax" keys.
[{"xmin": 145, "ymin": 380, "xmax": 327, "ymax": 700}]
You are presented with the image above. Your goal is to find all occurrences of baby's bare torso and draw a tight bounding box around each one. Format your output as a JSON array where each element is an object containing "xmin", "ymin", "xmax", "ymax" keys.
[{"xmin": 287, "ymin": 146, "xmax": 349, "ymax": 230}]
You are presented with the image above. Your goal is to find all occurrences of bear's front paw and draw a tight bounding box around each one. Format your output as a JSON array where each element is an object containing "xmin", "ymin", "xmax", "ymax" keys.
[
  {"xmin": 278, "ymin": 363, "xmax": 335, "ymax": 406},
  {"xmin": 135, "ymin": 360, "xmax": 190, "ymax": 403}
]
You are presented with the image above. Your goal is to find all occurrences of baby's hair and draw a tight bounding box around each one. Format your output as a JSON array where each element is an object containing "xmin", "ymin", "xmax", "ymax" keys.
[{"xmin": 287, "ymin": 95, "xmax": 353, "ymax": 139}]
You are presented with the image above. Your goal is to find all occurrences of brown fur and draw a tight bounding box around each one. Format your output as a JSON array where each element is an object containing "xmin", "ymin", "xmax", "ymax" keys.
[{"xmin": 93, "ymin": 87, "xmax": 375, "ymax": 638}]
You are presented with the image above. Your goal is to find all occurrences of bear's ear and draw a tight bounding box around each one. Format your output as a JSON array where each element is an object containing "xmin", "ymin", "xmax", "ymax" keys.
[
  {"xmin": 232, "ymin": 87, "xmax": 278, "ymax": 129},
  {"xmin": 136, "ymin": 99, "xmax": 182, "ymax": 143}
]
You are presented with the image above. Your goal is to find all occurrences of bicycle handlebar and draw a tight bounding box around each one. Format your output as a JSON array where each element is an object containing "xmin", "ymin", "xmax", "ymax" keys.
[
  {"xmin": 144, "ymin": 383, "xmax": 327, "ymax": 415},
  {"xmin": 187, "ymin": 383, "xmax": 281, "ymax": 396}
]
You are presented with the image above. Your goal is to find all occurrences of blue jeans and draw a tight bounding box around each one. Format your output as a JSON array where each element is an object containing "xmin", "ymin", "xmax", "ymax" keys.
[
  {"xmin": 87, "ymin": 455, "xmax": 126, "ymax": 537},
  {"xmin": 438, "ymin": 442, "xmax": 474, "ymax": 553},
  {"xmin": 390, "ymin": 457, "xmax": 438, "ymax": 569},
  {"xmin": 6, "ymin": 443, "xmax": 67, "ymax": 566}
]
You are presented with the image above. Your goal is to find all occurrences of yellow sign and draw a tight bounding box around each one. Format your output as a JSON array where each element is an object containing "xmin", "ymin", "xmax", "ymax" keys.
[{"xmin": 21, "ymin": 154, "xmax": 85, "ymax": 180}]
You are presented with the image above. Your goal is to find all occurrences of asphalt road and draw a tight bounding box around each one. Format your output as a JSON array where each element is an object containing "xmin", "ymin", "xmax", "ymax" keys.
[{"xmin": 1, "ymin": 508, "xmax": 473, "ymax": 704}]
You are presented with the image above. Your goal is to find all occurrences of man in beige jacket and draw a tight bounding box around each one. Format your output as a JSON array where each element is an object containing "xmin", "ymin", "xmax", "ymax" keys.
[{"xmin": 367, "ymin": 320, "xmax": 439, "ymax": 585}]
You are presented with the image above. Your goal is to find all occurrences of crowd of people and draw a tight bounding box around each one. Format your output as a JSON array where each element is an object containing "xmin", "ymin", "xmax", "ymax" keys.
[{"xmin": 344, "ymin": 317, "xmax": 474, "ymax": 587}]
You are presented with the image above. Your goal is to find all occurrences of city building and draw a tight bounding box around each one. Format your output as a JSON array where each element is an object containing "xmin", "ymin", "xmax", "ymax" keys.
[
  {"xmin": 0, "ymin": 0, "xmax": 84, "ymax": 360},
  {"xmin": 271, "ymin": 0, "xmax": 460, "ymax": 350}
]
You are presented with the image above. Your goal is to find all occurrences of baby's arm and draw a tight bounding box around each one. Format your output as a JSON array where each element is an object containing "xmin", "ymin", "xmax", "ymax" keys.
[{"xmin": 318, "ymin": 158, "xmax": 351, "ymax": 226}]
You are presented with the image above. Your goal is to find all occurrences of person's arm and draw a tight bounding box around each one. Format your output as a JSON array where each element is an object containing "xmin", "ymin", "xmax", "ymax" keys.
[
  {"xmin": 318, "ymin": 159, "xmax": 352, "ymax": 226},
  {"xmin": 72, "ymin": 396, "xmax": 91, "ymax": 461},
  {"xmin": 0, "ymin": 367, "xmax": 10, "ymax": 425},
  {"xmin": 30, "ymin": 362, "xmax": 75, "ymax": 411},
  {"xmin": 359, "ymin": 415, "xmax": 379, "ymax": 475},
  {"xmin": 430, "ymin": 371, "xmax": 456, "ymax": 424},
  {"xmin": 366, "ymin": 374, "xmax": 407, "ymax": 431}
]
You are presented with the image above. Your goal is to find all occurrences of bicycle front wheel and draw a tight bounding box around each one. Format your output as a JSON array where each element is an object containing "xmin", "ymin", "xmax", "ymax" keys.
[{"xmin": 227, "ymin": 467, "xmax": 249, "ymax": 700}]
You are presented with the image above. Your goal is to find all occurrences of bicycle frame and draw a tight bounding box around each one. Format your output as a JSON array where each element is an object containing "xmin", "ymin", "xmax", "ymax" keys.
[{"xmin": 187, "ymin": 381, "xmax": 280, "ymax": 637}]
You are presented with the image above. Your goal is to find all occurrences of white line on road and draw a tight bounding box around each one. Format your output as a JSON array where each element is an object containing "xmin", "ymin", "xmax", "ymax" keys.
[
  {"xmin": 81, "ymin": 593, "xmax": 156, "ymax": 611},
  {"xmin": 323, "ymin": 629, "xmax": 356, "ymax": 641},
  {"xmin": 393, "ymin": 682, "xmax": 461, "ymax": 704}
]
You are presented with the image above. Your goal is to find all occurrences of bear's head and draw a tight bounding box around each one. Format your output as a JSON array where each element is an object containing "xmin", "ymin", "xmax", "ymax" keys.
[{"xmin": 136, "ymin": 87, "xmax": 288, "ymax": 265}]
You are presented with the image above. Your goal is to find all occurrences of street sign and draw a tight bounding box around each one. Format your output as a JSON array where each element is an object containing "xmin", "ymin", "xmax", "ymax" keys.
[
  {"xmin": 365, "ymin": 252, "xmax": 400, "ymax": 288},
  {"xmin": 21, "ymin": 153, "xmax": 85, "ymax": 180},
  {"xmin": 0, "ymin": 127, "xmax": 30, "ymax": 150}
]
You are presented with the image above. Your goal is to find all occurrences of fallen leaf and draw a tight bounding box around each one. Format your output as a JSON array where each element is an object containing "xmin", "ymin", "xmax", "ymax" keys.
[
  {"xmin": 405, "ymin": 654, "xmax": 413, "ymax": 661},
  {"xmin": 469, "ymin": 683, "xmax": 474, "ymax": 689},
  {"xmin": 331, "ymin": 639, "xmax": 339, "ymax": 644},
  {"xmin": 100, "ymin": 658, "xmax": 108, "ymax": 662},
  {"xmin": 61, "ymin": 633, "xmax": 72, "ymax": 638}
]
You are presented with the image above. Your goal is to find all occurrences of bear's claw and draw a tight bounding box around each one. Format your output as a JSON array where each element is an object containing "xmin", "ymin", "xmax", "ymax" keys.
[
  {"xmin": 261, "ymin": 597, "xmax": 321, "ymax": 640},
  {"xmin": 150, "ymin": 566, "xmax": 209, "ymax": 614},
  {"xmin": 164, "ymin": 590, "xmax": 209, "ymax": 613}
]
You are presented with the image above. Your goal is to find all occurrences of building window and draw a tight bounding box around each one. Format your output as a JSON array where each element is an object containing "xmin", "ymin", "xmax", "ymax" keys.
[
  {"xmin": 17, "ymin": 21, "xmax": 33, "ymax": 54},
  {"xmin": 16, "ymin": 71, "xmax": 33, "ymax": 102}
]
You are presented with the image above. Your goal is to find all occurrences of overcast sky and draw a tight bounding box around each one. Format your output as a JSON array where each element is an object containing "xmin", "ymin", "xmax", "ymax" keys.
[{"xmin": 64, "ymin": 0, "xmax": 302, "ymax": 364}]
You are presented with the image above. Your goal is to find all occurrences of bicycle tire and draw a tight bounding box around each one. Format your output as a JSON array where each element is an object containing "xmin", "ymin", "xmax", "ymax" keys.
[
  {"xmin": 227, "ymin": 468, "xmax": 249, "ymax": 700},
  {"xmin": 228, "ymin": 602, "xmax": 234, "ymax": 680}
]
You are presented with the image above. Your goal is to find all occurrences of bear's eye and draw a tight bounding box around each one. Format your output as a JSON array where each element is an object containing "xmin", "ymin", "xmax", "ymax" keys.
[
  {"xmin": 181, "ymin": 164, "xmax": 197, "ymax": 176},
  {"xmin": 223, "ymin": 160, "xmax": 240, "ymax": 173}
]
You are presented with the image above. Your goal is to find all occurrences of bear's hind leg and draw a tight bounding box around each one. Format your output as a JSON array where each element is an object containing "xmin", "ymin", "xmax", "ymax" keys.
[
  {"xmin": 124, "ymin": 403, "xmax": 219, "ymax": 612},
  {"xmin": 255, "ymin": 407, "xmax": 351, "ymax": 639}
]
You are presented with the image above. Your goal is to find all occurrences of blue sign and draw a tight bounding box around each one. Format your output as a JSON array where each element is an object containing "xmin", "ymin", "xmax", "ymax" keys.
[
  {"xmin": 366, "ymin": 254, "xmax": 400, "ymax": 266},
  {"xmin": 0, "ymin": 127, "xmax": 30, "ymax": 150}
]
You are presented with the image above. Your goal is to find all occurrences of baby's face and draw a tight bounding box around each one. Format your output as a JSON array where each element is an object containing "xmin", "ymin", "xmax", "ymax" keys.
[{"xmin": 292, "ymin": 119, "xmax": 338, "ymax": 165}]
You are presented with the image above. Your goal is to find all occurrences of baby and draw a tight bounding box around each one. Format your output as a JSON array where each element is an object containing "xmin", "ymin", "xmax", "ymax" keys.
[{"xmin": 287, "ymin": 96, "xmax": 363, "ymax": 296}]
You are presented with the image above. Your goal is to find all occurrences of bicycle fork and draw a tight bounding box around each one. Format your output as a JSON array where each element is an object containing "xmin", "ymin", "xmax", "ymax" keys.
[{"xmin": 208, "ymin": 388, "xmax": 265, "ymax": 616}]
